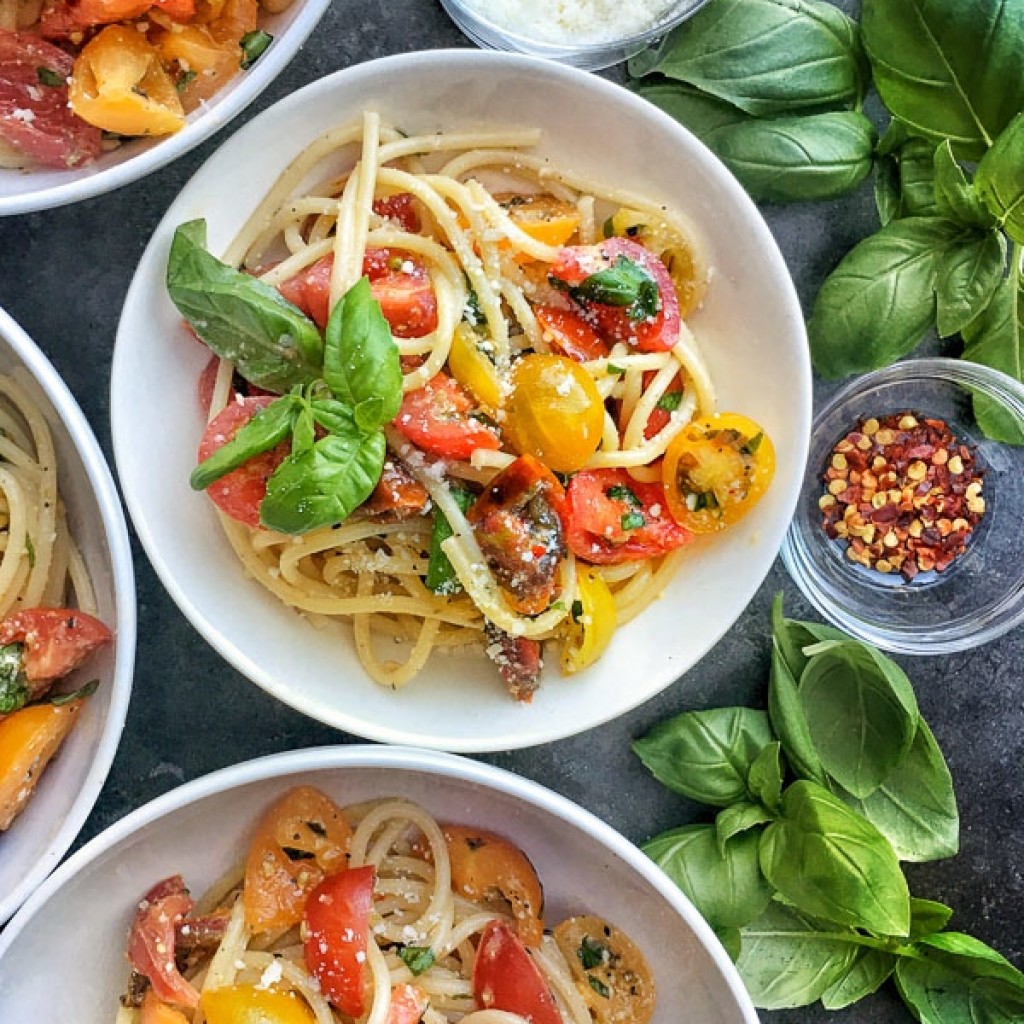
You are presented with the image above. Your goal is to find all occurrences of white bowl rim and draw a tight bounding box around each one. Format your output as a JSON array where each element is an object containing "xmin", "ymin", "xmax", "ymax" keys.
[
  {"xmin": 0, "ymin": 305, "xmax": 137, "ymax": 923},
  {"xmin": 0, "ymin": 744, "xmax": 759, "ymax": 1023},
  {"xmin": 112, "ymin": 48, "xmax": 812, "ymax": 751},
  {"xmin": 0, "ymin": 0, "xmax": 332, "ymax": 217}
]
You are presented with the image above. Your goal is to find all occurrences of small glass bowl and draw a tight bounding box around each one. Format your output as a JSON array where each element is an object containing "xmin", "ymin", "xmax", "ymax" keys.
[
  {"xmin": 438, "ymin": 0, "xmax": 711, "ymax": 71},
  {"xmin": 781, "ymin": 358, "xmax": 1024, "ymax": 655}
]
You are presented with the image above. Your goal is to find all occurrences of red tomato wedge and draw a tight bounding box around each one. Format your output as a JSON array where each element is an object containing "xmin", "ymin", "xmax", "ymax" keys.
[
  {"xmin": 0, "ymin": 31, "xmax": 101, "ymax": 168},
  {"xmin": 624, "ymin": 370, "xmax": 685, "ymax": 441},
  {"xmin": 127, "ymin": 876, "xmax": 200, "ymax": 1009},
  {"xmin": 303, "ymin": 866, "xmax": 376, "ymax": 1019},
  {"xmin": 373, "ymin": 192, "xmax": 420, "ymax": 232},
  {"xmin": 473, "ymin": 920, "xmax": 561, "ymax": 1024},
  {"xmin": 565, "ymin": 468, "xmax": 691, "ymax": 564},
  {"xmin": 549, "ymin": 237, "xmax": 681, "ymax": 353},
  {"xmin": 385, "ymin": 984, "xmax": 427, "ymax": 1024},
  {"xmin": 277, "ymin": 249, "xmax": 437, "ymax": 338},
  {"xmin": 534, "ymin": 305, "xmax": 609, "ymax": 362},
  {"xmin": 394, "ymin": 372, "xmax": 500, "ymax": 460},
  {"xmin": 0, "ymin": 607, "xmax": 111, "ymax": 686},
  {"xmin": 197, "ymin": 396, "xmax": 288, "ymax": 529}
]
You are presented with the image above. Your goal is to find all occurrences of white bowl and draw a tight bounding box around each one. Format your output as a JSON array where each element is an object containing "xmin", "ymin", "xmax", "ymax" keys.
[
  {"xmin": 0, "ymin": 746, "xmax": 758, "ymax": 1023},
  {"xmin": 111, "ymin": 50, "xmax": 811, "ymax": 751},
  {"xmin": 0, "ymin": 307, "xmax": 135, "ymax": 924},
  {"xmin": 0, "ymin": 0, "xmax": 331, "ymax": 216}
]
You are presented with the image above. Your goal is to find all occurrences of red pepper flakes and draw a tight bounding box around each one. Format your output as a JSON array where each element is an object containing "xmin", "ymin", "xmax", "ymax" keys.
[{"xmin": 819, "ymin": 413, "xmax": 985, "ymax": 581}]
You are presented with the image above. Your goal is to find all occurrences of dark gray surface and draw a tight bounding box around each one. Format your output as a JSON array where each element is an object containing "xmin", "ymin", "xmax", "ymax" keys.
[{"xmin": 0, "ymin": 2, "xmax": 1021, "ymax": 1022}]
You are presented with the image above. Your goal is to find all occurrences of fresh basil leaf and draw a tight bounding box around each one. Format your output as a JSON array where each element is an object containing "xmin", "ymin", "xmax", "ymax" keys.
[
  {"xmin": 874, "ymin": 156, "xmax": 902, "ymax": 228},
  {"xmin": 809, "ymin": 217, "xmax": 964, "ymax": 378},
  {"xmin": 621, "ymin": 510, "xmax": 646, "ymax": 531},
  {"xmin": 770, "ymin": 593, "xmax": 846, "ymax": 681},
  {"xmin": 716, "ymin": 802, "xmax": 773, "ymax": 853},
  {"xmin": 700, "ymin": 111, "xmax": 876, "ymax": 203},
  {"xmin": 736, "ymin": 901, "xmax": 862, "ymax": 1010},
  {"xmin": 633, "ymin": 707, "xmax": 773, "ymax": 806},
  {"xmin": 323, "ymin": 276, "xmax": 402, "ymax": 430},
  {"xmin": 715, "ymin": 926, "xmax": 742, "ymax": 962},
  {"xmin": 976, "ymin": 112, "xmax": 1024, "ymax": 245},
  {"xmin": 909, "ymin": 898, "xmax": 954, "ymax": 940},
  {"xmin": 48, "ymin": 678, "xmax": 99, "ymax": 705},
  {"xmin": 837, "ymin": 718, "xmax": 958, "ymax": 863},
  {"xmin": 398, "ymin": 945, "xmax": 435, "ymax": 975},
  {"xmin": 0, "ymin": 643, "xmax": 27, "ymax": 714},
  {"xmin": 863, "ymin": 0, "xmax": 1024, "ymax": 162},
  {"xmin": 898, "ymin": 138, "xmax": 939, "ymax": 219},
  {"xmin": 167, "ymin": 221, "xmax": 323, "ymax": 393},
  {"xmin": 643, "ymin": 825, "xmax": 772, "ymax": 929},
  {"xmin": 239, "ymin": 29, "xmax": 273, "ymax": 70},
  {"xmin": 629, "ymin": 0, "xmax": 867, "ymax": 116},
  {"xmin": 578, "ymin": 935, "xmax": 610, "ymax": 970},
  {"xmin": 292, "ymin": 401, "xmax": 316, "ymax": 454},
  {"xmin": 769, "ymin": 639, "xmax": 827, "ymax": 786},
  {"xmin": 571, "ymin": 256, "xmax": 659, "ymax": 321},
  {"xmin": 36, "ymin": 66, "xmax": 64, "ymax": 87},
  {"xmin": 760, "ymin": 780, "xmax": 910, "ymax": 936},
  {"xmin": 426, "ymin": 485, "xmax": 474, "ymax": 595},
  {"xmin": 799, "ymin": 641, "xmax": 918, "ymax": 799},
  {"xmin": 176, "ymin": 69, "xmax": 197, "ymax": 93},
  {"xmin": 934, "ymin": 141, "xmax": 995, "ymax": 228},
  {"xmin": 260, "ymin": 424, "xmax": 386, "ymax": 534},
  {"xmin": 820, "ymin": 948, "xmax": 899, "ymax": 1010},
  {"xmin": 190, "ymin": 395, "xmax": 300, "ymax": 491},
  {"xmin": 655, "ymin": 391, "xmax": 683, "ymax": 412},
  {"xmin": 746, "ymin": 741, "xmax": 783, "ymax": 812},
  {"xmin": 934, "ymin": 229, "xmax": 1007, "ymax": 338},
  {"xmin": 896, "ymin": 933, "xmax": 1024, "ymax": 1023},
  {"xmin": 631, "ymin": 81, "xmax": 750, "ymax": 139},
  {"xmin": 961, "ymin": 265, "xmax": 1024, "ymax": 444}
]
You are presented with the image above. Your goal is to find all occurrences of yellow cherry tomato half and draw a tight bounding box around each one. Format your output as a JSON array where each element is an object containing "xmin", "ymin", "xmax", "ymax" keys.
[
  {"xmin": 448, "ymin": 322, "xmax": 503, "ymax": 410},
  {"xmin": 200, "ymin": 985, "xmax": 316, "ymax": 1024},
  {"xmin": 69, "ymin": 25, "xmax": 185, "ymax": 136},
  {"xmin": 504, "ymin": 354, "xmax": 604, "ymax": 473},
  {"xmin": 662, "ymin": 413, "xmax": 775, "ymax": 533},
  {"xmin": 560, "ymin": 567, "xmax": 617, "ymax": 675}
]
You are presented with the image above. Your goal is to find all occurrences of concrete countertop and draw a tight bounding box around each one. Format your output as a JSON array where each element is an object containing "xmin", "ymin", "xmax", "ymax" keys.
[{"xmin": 0, "ymin": 2, "xmax": 1020, "ymax": 1022}]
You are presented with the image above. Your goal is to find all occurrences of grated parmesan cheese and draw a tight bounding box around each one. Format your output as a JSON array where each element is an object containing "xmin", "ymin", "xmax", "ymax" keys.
[{"xmin": 460, "ymin": 0, "xmax": 679, "ymax": 45}]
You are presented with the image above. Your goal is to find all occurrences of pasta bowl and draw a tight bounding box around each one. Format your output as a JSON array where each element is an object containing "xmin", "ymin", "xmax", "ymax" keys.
[
  {"xmin": 0, "ymin": 306, "xmax": 135, "ymax": 924},
  {"xmin": 0, "ymin": 746, "xmax": 758, "ymax": 1023},
  {"xmin": 111, "ymin": 49, "xmax": 811, "ymax": 750}
]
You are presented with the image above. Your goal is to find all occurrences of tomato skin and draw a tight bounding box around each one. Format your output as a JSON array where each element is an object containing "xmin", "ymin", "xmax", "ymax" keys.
[
  {"xmin": 473, "ymin": 920, "xmax": 561, "ymax": 1024},
  {"xmin": 565, "ymin": 469, "xmax": 691, "ymax": 564},
  {"xmin": 385, "ymin": 984, "xmax": 427, "ymax": 1024},
  {"xmin": 197, "ymin": 396, "xmax": 289, "ymax": 529},
  {"xmin": 394, "ymin": 373, "xmax": 500, "ymax": 460},
  {"xmin": 243, "ymin": 786, "xmax": 352, "ymax": 932},
  {"xmin": 200, "ymin": 985, "xmax": 316, "ymax": 1024},
  {"xmin": 0, "ymin": 31, "xmax": 102, "ymax": 169},
  {"xmin": 373, "ymin": 192, "xmax": 420, "ymax": 233},
  {"xmin": 550, "ymin": 237, "xmax": 681, "ymax": 353},
  {"xmin": 303, "ymin": 866, "xmax": 376, "ymax": 1019},
  {"xmin": 534, "ymin": 305, "xmax": 609, "ymax": 363},
  {"xmin": 0, "ymin": 607, "xmax": 111, "ymax": 686}
]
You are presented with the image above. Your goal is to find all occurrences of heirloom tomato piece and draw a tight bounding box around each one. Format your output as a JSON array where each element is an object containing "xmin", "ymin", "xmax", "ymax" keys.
[
  {"xmin": 394, "ymin": 373, "xmax": 500, "ymax": 460},
  {"xmin": 200, "ymin": 985, "xmax": 316, "ymax": 1024},
  {"xmin": 473, "ymin": 920, "xmax": 561, "ymax": 1024},
  {"xmin": 0, "ymin": 606, "xmax": 111, "ymax": 687},
  {"xmin": 534, "ymin": 305, "xmax": 609, "ymax": 363},
  {"xmin": 127, "ymin": 875, "xmax": 199, "ymax": 1008},
  {"xmin": 560, "ymin": 566, "xmax": 616, "ymax": 675}
]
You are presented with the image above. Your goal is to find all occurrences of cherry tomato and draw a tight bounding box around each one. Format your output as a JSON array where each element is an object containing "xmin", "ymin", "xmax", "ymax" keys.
[
  {"xmin": 448, "ymin": 322, "xmax": 503, "ymax": 409},
  {"xmin": 662, "ymin": 413, "xmax": 775, "ymax": 533},
  {"xmin": 534, "ymin": 305, "xmax": 609, "ymax": 363},
  {"xmin": 39, "ymin": 0, "xmax": 152, "ymax": 37},
  {"xmin": 373, "ymin": 192, "xmax": 420, "ymax": 233},
  {"xmin": 200, "ymin": 985, "xmax": 316, "ymax": 1024},
  {"xmin": 197, "ymin": 396, "xmax": 289, "ymax": 529},
  {"xmin": 560, "ymin": 567, "xmax": 616, "ymax": 675},
  {"xmin": 468, "ymin": 455, "xmax": 567, "ymax": 616},
  {"xmin": 156, "ymin": 25, "xmax": 238, "ymax": 112},
  {"xmin": 303, "ymin": 865, "xmax": 376, "ymax": 1018},
  {"xmin": 141, "ymin": 990, "xmax": 190, "ymax": 1024},
  {"xmin": 0, "ymin": 698, "xmax": 84, "ymax": 831},
  {"xmin": 0, "ymin": 607, "xmax": 111, "ymax": 687},
  {"xmin": 243, "ymin": 786, "xmax": 352, "ymax": 932},
  {"xmin": 365, "ymin": 459, "xmax": 429, "ymax": 520},
  {"xmin": 444, "ymin": 824, "xmax": 545, "ymax": 946},
  {"xmin": 394, "ymin": 372, "xmax": 500, "ymax": 460},
  {"xmin": 385, "ymin": 984, "xmax": 427, "ymax": 1024},
  {"xmin": 473, "ymin": 920, "xmax": 561, "ymax": 1024},
  {"xmin": 565, "ymin": 468, "xmax": 690, "ymax": 564},
  {"xmin": 504, "ymin": 354, "xmax": 604, "ymax": 473},
  {"xmin": 496, "ymin": 193, "xmax": 581, "ymax": 252},
  {"xmin": 549, "ymin": 237, "xmax": 681, "ymax": 352},
  {"xmin": 127, "ymin": 876, "xmax": 199, "ymax": 1008},
  {"xmin": 0, "ymin": 30, "xmax": 102, "ymax": 168}
]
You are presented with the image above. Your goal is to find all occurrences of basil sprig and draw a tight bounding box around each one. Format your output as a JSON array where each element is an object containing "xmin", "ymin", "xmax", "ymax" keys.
[
  {"xmin": 188, "ymin": 272, "xmax": 400, "ymax": 535},
  {"xmin": 0, "ymin": 643, "xmax": 28, "ymax": 714},
  {"xmin": 632, "ymin": 594, "xmax": 1021, "ymax": 1018},
  {"xmin": 561, "ymin": 256, "xmax": 659, "ymax": 322}
]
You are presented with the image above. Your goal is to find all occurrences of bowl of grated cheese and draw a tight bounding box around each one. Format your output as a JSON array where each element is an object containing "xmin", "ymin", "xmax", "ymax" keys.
[{"xmin": 439, "ymin": 0, "xmax": 711, "ymax": 70}]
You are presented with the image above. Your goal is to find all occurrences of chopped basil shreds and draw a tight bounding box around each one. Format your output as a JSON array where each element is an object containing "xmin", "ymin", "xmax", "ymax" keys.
[
  {"xmin": 741, "ymin": 431, "xmax": 764, "ymax": 455},
  {"xmin": 24, "ymin": 534, "xmax": 35, "ymax": 569},
  {"xmin": 656, "ymin": 391, "xmax": 683, "ymax": 412},
  {"xmin": 571, "ymin": 599, "xmax": 584, "ymax": 623},
  {"xmin": 398, "ymin": 946, "xmax": 435, "ymax": 975},
  {"xmin": 606, "ymin": 484, "xmax": 641, "ymax": 506},
  {"xmin": 240, "ymin": 30, "xmax": 273, "ymax": 70},
  {"xmin": 621, "ymin": 510, "xmax": 646, "ymax": 531},
  {"xmin": 606, "ymin": 363, "xmax": 626, "ymax": 376},
  {"xmin": 176, "ymin": 70, "xmax": 198, "ymax": 93},
  {"xmin": 578, "ymin": 935, "xmax": 609, "ymax": 970},
  {"xmin": 36, "ymin": 66, "xmax": 64, "ymax": 87},
  {"xmin": 0, "ymin": 643, "xmax": 27, "ymax": 714},
  {"xmin": 588, "ymin": 976, "xmax": 611, "ymax": 998},
  {"xmin": 49, "ymin": 679, "xmax": 99, "ymax": 706}
]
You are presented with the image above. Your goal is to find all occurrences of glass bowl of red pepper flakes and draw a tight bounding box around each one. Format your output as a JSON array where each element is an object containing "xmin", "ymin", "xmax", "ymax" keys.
[{"xmin": 781, "ymin": 358, "xmax": 1024, "ymax": 654}]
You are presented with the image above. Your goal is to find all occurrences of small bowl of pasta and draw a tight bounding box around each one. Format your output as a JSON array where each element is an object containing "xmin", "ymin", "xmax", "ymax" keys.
[
  {"xmin": 0, "ymin": 0, "xmax": 330, "ymax": 215},
  {"xmin": 112, "ymin": 49, "xmax": 811, "ymax": 750},
  {"xmin": 0, "ymin": 745, "xmax": 758, "ymax": 1023},
  {"xmin": 0, "ymin": 305, "xmax": 135, "ymax": 924}
]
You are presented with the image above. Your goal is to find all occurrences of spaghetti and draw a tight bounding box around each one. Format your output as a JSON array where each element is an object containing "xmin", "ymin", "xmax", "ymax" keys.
[{"xmin": 181, "ymin": 112, "xmax": 774, "ymax": 698}]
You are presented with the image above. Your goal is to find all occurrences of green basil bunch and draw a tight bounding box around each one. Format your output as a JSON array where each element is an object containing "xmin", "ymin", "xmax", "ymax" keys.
[
  {"xmin": 630, "ymin": 0, "xmax": 1024, "ymax": 443},
  {"xmin": 634, "ymin": 596, "xmax": 1024, "ymax": 1018}
]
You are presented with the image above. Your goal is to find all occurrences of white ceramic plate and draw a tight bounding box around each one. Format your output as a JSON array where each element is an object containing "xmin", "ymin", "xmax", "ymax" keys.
[
  {"xmin": 0, "ymin": 746, "xmax": 759, "ymax": 1023},
  {"xmin": 112, "ymin": 50, "xmax": 811, "ymax": 751},
  {"xmin": 0, "ymin": 306, "xmax": 135, "ymax": 924},
  {"xmin": 0, "ymin": 0, "xmax": 331, "ymax": 216}
]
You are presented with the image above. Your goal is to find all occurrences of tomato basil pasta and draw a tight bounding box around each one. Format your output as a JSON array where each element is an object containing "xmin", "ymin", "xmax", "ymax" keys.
[
  {"xmin": 116, "ymin": 787, "xmax": 655, "ymax": 1024},
  {"xmin": 173, "ymin": 112, "xmax": 775, "ymax": 699}
]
